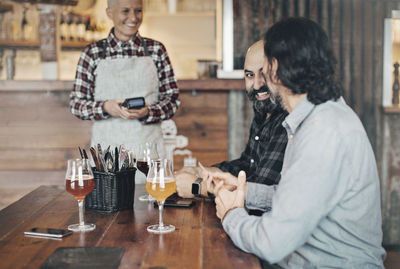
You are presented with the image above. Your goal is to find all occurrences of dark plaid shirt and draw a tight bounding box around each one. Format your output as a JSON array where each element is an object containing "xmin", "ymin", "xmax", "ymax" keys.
[
  {"xmin": 214, "ymin": 107, "xmax": 288, "ymax": 185},
  {"xmin": 70, "ymin": 29, "xmax": 180, "ymax": 123}
]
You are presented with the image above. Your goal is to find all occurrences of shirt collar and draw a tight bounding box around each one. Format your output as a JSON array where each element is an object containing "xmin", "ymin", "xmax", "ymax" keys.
[
  {"xmin": 107, "ymin": 28, "xmax": 142, "ymax": 50},
  {"xmin": 283, "ymin": 96, "xmax": 315, "ymax": 135}
]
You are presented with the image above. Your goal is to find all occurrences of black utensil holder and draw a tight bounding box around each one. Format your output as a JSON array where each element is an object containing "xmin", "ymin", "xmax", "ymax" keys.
[{"xmin": 85, "ymin": 168, "xmax": 136, "ymax": 213}]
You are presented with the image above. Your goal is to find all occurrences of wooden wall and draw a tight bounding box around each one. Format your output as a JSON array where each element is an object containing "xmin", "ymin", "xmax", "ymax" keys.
[
  {"xmin": 0, "ymin": 88, "xmax": 228, "ymax": 171},
  {"xmin": 232, "ymin": 0, "xmax": 400, "ymax": 245},
  {"xmin": 0, "ymin": 90, "xmax": 90, "ymax": 170},
  {"xmin": 233, "ymin": 0, "xmax": 400, "ymax": 153}
]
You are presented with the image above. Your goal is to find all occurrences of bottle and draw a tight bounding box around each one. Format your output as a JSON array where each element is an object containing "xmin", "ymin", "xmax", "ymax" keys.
[
  {"xmin": 69, "ymin": 13, "xmax": 77, "ymax": 41},
  {"xmin": 393, "ymin": 62, "xmax": 400, "ymax": 106},
  {"xmin": 84, "ymin": 15, "xmax": 93, "ymax": 42},
  {"xmin": 21, "ymin": 8, "xmax": 28, "ymax": 40},
  {"xmin": 60, "ymin": 13, "xmax": 67, "ymax": 41},
  {"xmin": 76, "ymin": 14, "xmax": 85, "ymax": 42}
]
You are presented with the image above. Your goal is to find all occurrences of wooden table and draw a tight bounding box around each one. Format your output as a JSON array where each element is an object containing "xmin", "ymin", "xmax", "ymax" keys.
[{"xmin": 0, "ymin": 185, "xmax": 261, "ymax": 269}]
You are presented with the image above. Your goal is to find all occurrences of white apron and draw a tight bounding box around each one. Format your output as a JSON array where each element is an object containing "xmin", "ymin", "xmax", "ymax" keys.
[{"xmin": 92, "ymin": 39, "xmax": 162, "ymax": 183}]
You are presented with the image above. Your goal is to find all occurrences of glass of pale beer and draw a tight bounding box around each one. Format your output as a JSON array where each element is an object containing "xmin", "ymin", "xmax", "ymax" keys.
[
  {"xmin": 65, "ymin": 159, "xmax": 96, "ymax": 232},
  {"xmin": 146, "ymin": 159, "xmax": 176, "ymax": 233}
]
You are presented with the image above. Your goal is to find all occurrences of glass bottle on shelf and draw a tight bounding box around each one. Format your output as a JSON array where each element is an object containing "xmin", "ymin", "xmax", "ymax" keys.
[
  {"xmin": 60, "ymin": 13, "xmax": 68, "ymax": 41},
  {"xmin": 84, "ymin": 15, "xmax": 93, "ymax": 42},
  {"xmin": 77, "ymin": 14, "xmax": 85, "ymax": 42},
  {"xmin": 393, "ymin": 62, "xmax": 400, "ymax": 106},
  {"xmin": 69, "ymin": 13, "xmax": 77, "ymax": 41}
]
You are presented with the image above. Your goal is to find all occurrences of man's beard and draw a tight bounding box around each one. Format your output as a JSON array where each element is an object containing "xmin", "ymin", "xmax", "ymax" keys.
[{"xmin": 247, "ymin": 85, "xmax": 281, "ymax": 122}]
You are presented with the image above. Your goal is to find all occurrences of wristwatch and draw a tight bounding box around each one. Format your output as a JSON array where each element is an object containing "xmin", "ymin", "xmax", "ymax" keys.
[{"xmin": 191, "ymin": 177, "xmax": 203, "ymax": 197}]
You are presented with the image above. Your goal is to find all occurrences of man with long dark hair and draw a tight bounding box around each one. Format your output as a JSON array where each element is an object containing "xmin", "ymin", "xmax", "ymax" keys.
[{"xmin": 210, "ymin": 18, "xmax": 386, "ymax": 268}]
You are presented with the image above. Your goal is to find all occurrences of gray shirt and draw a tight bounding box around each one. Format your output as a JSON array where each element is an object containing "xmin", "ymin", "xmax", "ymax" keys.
[{"xmin": 223, "ymin": 97, "xmax": 386, "ymax": 268}]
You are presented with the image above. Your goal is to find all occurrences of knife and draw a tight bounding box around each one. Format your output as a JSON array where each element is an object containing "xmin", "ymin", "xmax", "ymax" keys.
[
  {"xmin": 78, "ymin": 146, "xmax": 84, "ymax": 159},
  {"xmin": 82, "ymin": 149, "xmax": 88, "ymax": 159},
  {"xmin": 90, "ymin": 147, "xmax": 101, "ymax": 171},
  {"xmin": 114, "ymin": 147, "xmax": 119, "ymax": 173}
]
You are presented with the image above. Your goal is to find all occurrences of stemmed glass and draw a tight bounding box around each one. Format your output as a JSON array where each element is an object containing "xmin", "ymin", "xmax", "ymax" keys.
[
  {"xmin": 137, "ymin": 142, "xmax": 158, "ymax": 202},
  {"xmin": 65, "ymin": 159, "xmax": 96, "ymax": 232},
  {"xmin": 146, "ymin": 159, "xmax": 176, "ymax": 233}
]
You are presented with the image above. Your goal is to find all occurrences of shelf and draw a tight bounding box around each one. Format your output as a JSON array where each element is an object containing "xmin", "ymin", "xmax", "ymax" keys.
[
  {"xmin": 144, "ymin": 11, "xmax": 215, "ymax": 17},
  {"xmin": 0, "ymin": 40, "xmax": 39, "ymax": 49},
  {"xmin": 383, "ymin": 105, "xmax": 400, "ymax": 114},
  {"xmin": 61, "ymin": 40, "xmax": 91, "ymax": 49},
  {"xmin": 0, "ymin": 39, "xmax": 91, "ymax": 50}
]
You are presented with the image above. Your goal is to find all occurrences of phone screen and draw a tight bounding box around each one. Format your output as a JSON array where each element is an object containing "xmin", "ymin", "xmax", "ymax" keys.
[
  {"xmin": 127, "ymin": 98, "xmax": 145, "ymax": 109},
  {"xmin": 24, "ymin": 228, "xmax": 72, "ymax": 238}
]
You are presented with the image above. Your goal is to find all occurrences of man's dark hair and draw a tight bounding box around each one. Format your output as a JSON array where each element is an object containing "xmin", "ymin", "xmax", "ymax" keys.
[{"xmin": 264, "ymin": 17, "xmax": 342, "ymax": 105}]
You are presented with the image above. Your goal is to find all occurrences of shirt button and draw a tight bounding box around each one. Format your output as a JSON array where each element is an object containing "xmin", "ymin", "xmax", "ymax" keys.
[
  {"xmin": 250, "ymin": 159, "xmax": 255, "ymax": 163},
  {"xmin": 255, "ymin": 136, "xmax": 259, "ymax": 141},
  {"xmin": 289, "ymin": 134, "xmax": 294, "ymax": 139}
]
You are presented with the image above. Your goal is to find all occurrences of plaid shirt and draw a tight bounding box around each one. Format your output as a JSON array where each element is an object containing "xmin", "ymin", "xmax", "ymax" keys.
[
  {"xmin": 70, "ymin": 29, "xmax": 180, "ymax": 123},
  {"xmin": 214, "ymin": 106, "xmax": 288, "ymax": 185}
]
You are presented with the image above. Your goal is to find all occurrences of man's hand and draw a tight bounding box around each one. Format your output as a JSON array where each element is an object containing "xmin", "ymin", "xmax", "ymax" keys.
[
  {"xmin": 214, "ymin": 170, "xmax": 247, "ymax": 220},
  {"xmin": 175, "ymin": 171, "xmax": 197, "ymax": 198},
  {"xmin": 202, "ymin": 170, "xmax": 238, "ymax": 195}
]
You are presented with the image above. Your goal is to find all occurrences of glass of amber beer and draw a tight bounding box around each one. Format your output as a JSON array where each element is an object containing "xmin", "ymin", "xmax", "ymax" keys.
[
  {"xmin": 138, "ymin": 142, "xmax": 158, "ymax": 202},
  {"xmin": 65, "ymin": 159, "xmax": 96, "ymax": 232},
  {"xmin": 146, "ymin": 159, "xmax": 176, "ymax": 233}
]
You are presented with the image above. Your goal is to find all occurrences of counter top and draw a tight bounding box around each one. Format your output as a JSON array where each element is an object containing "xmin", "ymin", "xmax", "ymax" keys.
[
  {"xmin": 0, "ymin": 79, "xmax": 245, "ymax": 91},
  {"xmin": 0, "ymin": 185, "xmax": 261, "ymax": 268}
]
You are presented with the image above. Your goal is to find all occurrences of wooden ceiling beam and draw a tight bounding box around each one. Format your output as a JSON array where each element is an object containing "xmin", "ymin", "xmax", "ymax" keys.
[{"xmin": 11, "ymin": 0, "xmax": 78, "ymax": 6}]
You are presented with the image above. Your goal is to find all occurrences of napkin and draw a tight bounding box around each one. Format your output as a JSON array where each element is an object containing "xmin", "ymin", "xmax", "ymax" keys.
[{"xmin": 40, "ymin": 247, "xmax": 125, "ymax": 269}]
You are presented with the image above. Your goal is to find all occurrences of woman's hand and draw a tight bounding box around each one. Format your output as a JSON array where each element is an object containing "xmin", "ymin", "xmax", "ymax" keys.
[
  {"xmin": 120, "ymin": 105, "xmax": 149, "ymax": 120},
  {"xmin": 103, "ymin": 99, "xmax": 149, "ymax": 120},
  {"xmin": 103, "ymin": 99, "xmax": 125, "ymax": 117}
]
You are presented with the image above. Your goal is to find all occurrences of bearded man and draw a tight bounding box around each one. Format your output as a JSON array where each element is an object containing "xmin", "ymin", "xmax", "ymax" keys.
[{"xmin": 175, "ymin": 40, "xmax": 288, "ymax": 214}]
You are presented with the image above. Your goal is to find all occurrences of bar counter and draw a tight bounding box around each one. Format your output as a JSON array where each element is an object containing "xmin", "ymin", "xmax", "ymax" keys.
[{"xmin": 0, "ymin": 78, "xmax": 245, "ymax": 91}]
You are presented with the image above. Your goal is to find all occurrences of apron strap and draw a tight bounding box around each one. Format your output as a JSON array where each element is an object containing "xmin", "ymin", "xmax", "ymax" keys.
[
  {"xmin": 142, "ymin": 37, "xmax": 150, "ymax": 56},
  {"xmin": 102, "ymin": 39, "xmax": 107, "ymax": 59}
]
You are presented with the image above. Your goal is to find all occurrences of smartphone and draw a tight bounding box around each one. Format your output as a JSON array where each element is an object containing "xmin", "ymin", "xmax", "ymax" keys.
[
  {"xmin": 121, "ymin": 97, "xmax": 145, "ymax": 109},
  {"xmin": 154, "ymin": 199, "xmax": 195, "ymax": 208},
  {"xmin": 24, "ymin": 228, "xmax": 72, "ymax": 238}
]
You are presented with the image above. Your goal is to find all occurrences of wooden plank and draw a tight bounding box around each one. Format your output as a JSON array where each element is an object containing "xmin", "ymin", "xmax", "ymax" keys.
[
  {"xmin": 0, "ymin": 79, "xmax": 245, "ymax": 92},
  {"xmin": 361, "ymin": 0, "xmax": 376, "ymax": 146},
  {"xmin": 174, "ymin": 151, "xmax": 228, "ymax": 170},
  {"xmin": 0, "ymin": 186, "xmax": 64, "ymax": 240},
  {"xmin": 0, "ymin": 191, "xmax": 116, "ymax": 269},
  {"xmin": 351, "ymin": 0, "xmax": 362, "ymax": 115},
  {"xmin": 342, "ymin": 0, "xmax": 352, "ymax": 103},
  {"xmin": 111, "ymin": 188, "xmax": 203, "ymax": 268},
  {"xmin": 174, "ymin": 112, "xmax": 228, "ymax": 131},
  {"xmin": 0, "ymin": 131, "xmax": 90, "ymax": 149},
  {"xmin": 202, "ymin": 199, "xmax": 261, "ymax": 268},
  {"xmin": 0, "ymin": 149, "xmax": 82, "ymax": 170},
  {"xmin": 0, "ymin": 91, "xmax": 70, "ymax": 106},
  {"xmin": 178, "ymin": 79, "xmax": 245, "ymax": 91},
  {"xmin": 0, "ymin": 106, "xmax": 87, "ymax": 124},
  {"xmin": 178, "ymin": 90, "xmax": 228, "ymax": 109}
]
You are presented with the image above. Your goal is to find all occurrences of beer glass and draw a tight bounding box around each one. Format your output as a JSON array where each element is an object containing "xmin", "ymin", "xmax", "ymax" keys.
[
  {"xmin": 137, "ymin": 142, "xmax": 158, "ymax": 202},
  {"xmin": 146, "ymin": 159, "xmax": 176, "ymax": 233},
  {"xmin": 65, "ymin": 159, "xmax": 96, "ymax": 232}
]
